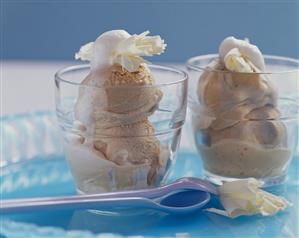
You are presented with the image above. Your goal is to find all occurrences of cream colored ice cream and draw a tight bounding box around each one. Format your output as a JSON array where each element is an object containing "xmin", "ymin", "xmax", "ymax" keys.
[
  {"xmin": 194, "ymin": 36, "xmax": 290, "ymax": 179},
  {"xmin": 65, "ymin": 30, "xmax": 168, "ymax": 193}
]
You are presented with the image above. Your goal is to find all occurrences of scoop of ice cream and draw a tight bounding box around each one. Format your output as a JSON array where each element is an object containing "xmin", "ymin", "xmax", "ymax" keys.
[
  {"xmin": 75, "ymin": 64, "xmax": 163, "ymax": 132},
  {"xmin": 96, "ymin": 135, "xmax": 160, "ymax": 166},
  {"xmin": 209, "ymin": 100, "xmax": 279, "ymax": 131},
  {"xmin": 93, "ymin": 119, "xmax": 161, "ymax": 185},
  {"xmin": 208, "ymin": 104, "xmax": 287, "ymax": 147},
  {"xmin": 95, "ymin": 119, "xmax": 155, "ymax": 137},
  {"xmin": 209, "ymin": 120, "xmax": 287, "ymax": 148},
  {"xmin": 103, "ymin": 64, "xmax": 163, "ymax": 114},
  {"xmin": 65, "ymin": 141, "xmax": 170, "ymax": 192},
  {"xmin": 197, "ymin": 60, "xmax": 276, "ymax": 117},
  {"xmin": 93, "ymin": 119, "xmax": 160, "ymax": 164}
]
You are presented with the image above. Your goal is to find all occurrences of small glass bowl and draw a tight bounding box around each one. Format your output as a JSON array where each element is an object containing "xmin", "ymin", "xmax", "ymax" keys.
[
  {"xmin": 187, "ymin": 55, "xmax": 299, "ymax": 186},
  {"xmin": 55, "ymin": 64, "xmax": 188, "ymax": 194}
]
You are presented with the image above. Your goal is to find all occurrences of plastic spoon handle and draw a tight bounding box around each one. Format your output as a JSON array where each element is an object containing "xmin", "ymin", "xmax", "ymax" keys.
[
  {"xmin": 3, "ymin": 177, "xmax": 217, "ymax": 207},
  {"xmin": 0, "ymin": 196, "xmax": 162, "ymax": 214},
  {"xmin": 1, "ymin": 191, "xmax": 211, "ymax": 215}
]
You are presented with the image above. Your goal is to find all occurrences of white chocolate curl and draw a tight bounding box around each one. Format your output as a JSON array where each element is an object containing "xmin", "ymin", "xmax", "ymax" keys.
[
  {"xmin": 206, "ymin": 178, "xmax": 291, "ymax": 218},
  {"xmin": 75, "ymin": 42, "xmax": 94, "ymax": 61},
  {"xmin": 219, "ymin": 36, "xmax": 265, "ymax": 72},
  {"xmin": 75, "ymin": 30, "xmax": 166, "ymax": 72},
  {"xmin": 224, "ymin": 48, "xmax": 254, "ymax": 72}
]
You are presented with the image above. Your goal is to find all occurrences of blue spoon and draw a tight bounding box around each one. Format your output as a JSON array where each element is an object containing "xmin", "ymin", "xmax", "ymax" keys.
[{"xmin": 1, "ymin": 177, "xmax": 216, "ymax": 215}]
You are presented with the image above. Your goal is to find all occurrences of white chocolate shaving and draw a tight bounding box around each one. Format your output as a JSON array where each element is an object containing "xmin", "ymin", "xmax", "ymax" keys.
[
  {"xmin": 206, "ymin": 178, "xmax": 291, "ymax": 218},
  {"xmin": 224, "ymin": 48, "xmax": 254, "ymax": 73},
  {"xmin": 75, "ymin": 42, "xmax": 94, "ymax": 62},
  {"xmin": 75, "ymin": 30, "xmax": 166, "ymax": 72},
  {"xmin": 219, "ymin": 36, "xmax": 265, "ymax": 72}
]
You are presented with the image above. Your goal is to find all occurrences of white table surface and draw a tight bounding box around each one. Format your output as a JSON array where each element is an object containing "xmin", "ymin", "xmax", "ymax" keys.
[
  {"xmin": 1, "ymin": 60, "xmax": 196, "ymax": 152},
  {"xmin": 2, "ymin": 61, "xmax": 75, "ymax": 115}
]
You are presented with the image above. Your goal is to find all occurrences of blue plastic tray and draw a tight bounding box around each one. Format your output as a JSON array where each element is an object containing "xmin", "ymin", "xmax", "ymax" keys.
[{"xmin": 1, "ymin": 112, "xmax": 298, "ymax": 238}]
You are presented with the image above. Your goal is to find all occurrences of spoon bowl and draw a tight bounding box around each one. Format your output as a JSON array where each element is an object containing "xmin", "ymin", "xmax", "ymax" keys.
[{"xmin": 157, "ymin": 190, "xmax": 210, "ymax": 214}]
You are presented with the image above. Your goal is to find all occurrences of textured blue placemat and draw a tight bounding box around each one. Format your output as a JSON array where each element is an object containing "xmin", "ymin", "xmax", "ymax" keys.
[
  {"xmin": 1, "ymin": 113, "xmax": 298, "ymax": 238},
  {"xmin": 1, "ymin": 152, "xmax": 298, "ymax": 238}
]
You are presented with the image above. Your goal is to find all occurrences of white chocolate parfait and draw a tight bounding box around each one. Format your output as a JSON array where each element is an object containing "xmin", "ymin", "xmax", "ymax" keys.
[
  {"xmin": 190, "ymin": 37, "xmax": 292, "ymax": 184},
  {"xmin": 63, "ymin": 30, "xmax": 173, "ymax": 193}
]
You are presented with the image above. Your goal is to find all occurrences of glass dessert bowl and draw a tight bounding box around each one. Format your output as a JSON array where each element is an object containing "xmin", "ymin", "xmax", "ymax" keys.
[
  {"xmin": 187, "ymin": 37, "xmax": 299, "ymax": 186},
  {"xmin": 55, "ymin": 65, "xmax": 187, "ymax": 193},
  {"xmin": 55, "ymin": 30, "xmax": 187, "ymax": 194}
]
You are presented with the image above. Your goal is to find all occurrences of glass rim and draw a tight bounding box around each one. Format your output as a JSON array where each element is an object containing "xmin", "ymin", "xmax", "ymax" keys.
[
  {"xmin": 186, "ymin": 54, "xmax": 299, "ymax": 75},
  {"xmin": 55, "ymin": 64, "xmax": 188, "ymax": 89}
]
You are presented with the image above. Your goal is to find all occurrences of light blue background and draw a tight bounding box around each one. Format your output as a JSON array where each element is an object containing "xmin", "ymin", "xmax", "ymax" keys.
[{"xmin": 2, "ymin": 1, "xmax": 299, "ymax": 62}]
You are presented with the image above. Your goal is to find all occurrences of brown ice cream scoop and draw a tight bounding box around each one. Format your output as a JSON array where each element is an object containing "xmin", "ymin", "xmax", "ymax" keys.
[
  {"xmin": 246, "ymin": 106, "xmax": 287, "ymax": 147},
  {"xmin": 94, "ymin": 122, "xmax": 161, "ymax": 185},
  {"xmin": 245, "ymin": 105, "xmax": 280, "ymax": 120},
  {"xmin": 105, "ymin": 64, "xmax": 154, "ymax": 86},
  {"xmin": 103, "ymin": 136, "xmax": 160, "ymax": 165},
  {"xmin": 210, "ymin": 104, "xmax": 260, "ymax": 130},
  {"xmin": 209, "ymin": 121, "xmax": 287, "ymax": 148},
  {"xmin": 103, "ymin": 64, "xmax": 163, "ymax": 114},
  {"xmin": 209, "ymin": 106, "xmax": 287, "ymax": 148},
  {"xmin": 95, "ymin": 119, "xmax": 156, "ymax": 137},
  {"xmin": 210, "ymin": 103, "xmax": 280, "ymax": 131},
  {"xmin": 94, "ymin": 135, "xmax": 160, "ymax": 163},
  {"xmin": 75, "ymin": 64, "xmax": 163, "ymax": 131},
  {"xmin": 197, "ymin": 61, "xmax": 276, "ymax": 114},
  {"xmin": 197, "ymin": 60, "xmax": 224, "ymax": 110},
  {"xmin": 93, "ymin": 119, "xmax": 161, "ymax": 185},
  {"xmin": 94, "ymin": 119, "xmax": 160, "ymax": 164}
]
